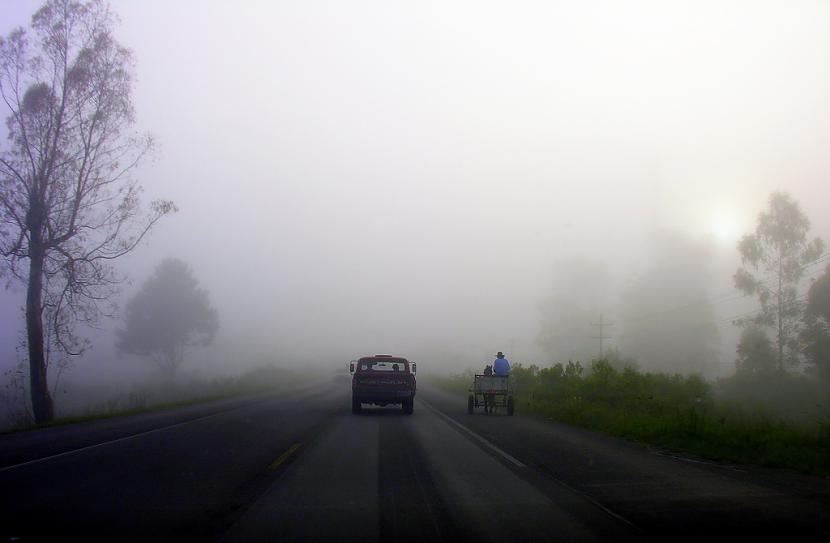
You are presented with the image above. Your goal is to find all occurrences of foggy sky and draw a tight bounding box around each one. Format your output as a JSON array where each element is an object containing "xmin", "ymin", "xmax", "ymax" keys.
[{"xmin": 2, "ymin": 1, "xmax": 829, "ymax": 383}]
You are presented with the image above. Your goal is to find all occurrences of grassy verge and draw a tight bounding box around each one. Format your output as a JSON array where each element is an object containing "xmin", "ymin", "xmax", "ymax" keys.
[
  {"xmin": 432, "ymin": 361, "xmax": 830, "ymax": 474},
  {"xmin": 4, "ymin": 364, "xmax": 316, "ymax": 433},
  {"xmin": 32, "ymin": 392, "xmax": 248, "ymax": 430}
]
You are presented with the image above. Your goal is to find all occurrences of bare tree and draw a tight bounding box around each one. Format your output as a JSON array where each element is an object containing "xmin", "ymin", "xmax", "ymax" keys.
[{"xmin": 0, "ymin": 0, "xmax": 175, "ymax": 423}]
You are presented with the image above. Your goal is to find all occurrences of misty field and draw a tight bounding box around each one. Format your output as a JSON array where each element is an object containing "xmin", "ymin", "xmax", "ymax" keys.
[{"xmin": 434, "ymin": 362, "xmax": 830, "ymax": 474}]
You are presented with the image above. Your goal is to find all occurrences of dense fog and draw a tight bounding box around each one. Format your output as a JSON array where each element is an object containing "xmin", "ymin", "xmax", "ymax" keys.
[{"xmin": 1, "ymin": 1, "xmax": 829, "ymax": 420}]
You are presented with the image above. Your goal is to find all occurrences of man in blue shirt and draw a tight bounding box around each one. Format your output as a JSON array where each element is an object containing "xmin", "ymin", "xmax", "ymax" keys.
[{"xmin": 493, "ymin": 351, "xmax": 511, "ymax": 376}]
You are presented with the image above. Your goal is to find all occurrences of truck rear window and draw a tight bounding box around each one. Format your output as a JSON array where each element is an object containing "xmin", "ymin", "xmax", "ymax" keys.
[{"xmin": 359, "ymin": 361, "xmax": 409, "ymax": 372}]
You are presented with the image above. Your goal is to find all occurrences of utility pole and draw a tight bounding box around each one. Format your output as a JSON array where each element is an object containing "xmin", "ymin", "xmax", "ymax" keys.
[{"xmin": 590, "ymin": 313, "xmax": 614, "ymax": 359}]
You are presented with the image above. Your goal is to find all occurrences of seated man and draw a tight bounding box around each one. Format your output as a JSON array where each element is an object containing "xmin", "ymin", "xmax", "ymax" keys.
[{"xmin": 493, "ymin": 351, "xmax": 511, "ymax": 376}]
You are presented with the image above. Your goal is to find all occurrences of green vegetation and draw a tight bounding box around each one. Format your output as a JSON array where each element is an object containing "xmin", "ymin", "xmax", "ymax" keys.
[{"xmin": 434, "ymin": 361, "xmax": 830, "ymax": 474}]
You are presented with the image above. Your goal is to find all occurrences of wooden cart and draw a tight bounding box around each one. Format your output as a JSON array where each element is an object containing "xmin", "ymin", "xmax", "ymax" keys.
[{"xmin": 468, "ymin": 374, "xmax": 514, "ymax": 415}]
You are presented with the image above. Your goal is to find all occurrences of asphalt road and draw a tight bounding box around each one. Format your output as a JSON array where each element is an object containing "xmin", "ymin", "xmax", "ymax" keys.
[{"xmin": 2, "ymin": 378, "xmax": 829, "ymax": 542}]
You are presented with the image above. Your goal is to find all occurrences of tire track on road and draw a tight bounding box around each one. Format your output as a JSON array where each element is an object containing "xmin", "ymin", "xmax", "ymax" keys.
[{"xmin": 378, "ymin": 412, "xmax": 462, "ymax": 542}]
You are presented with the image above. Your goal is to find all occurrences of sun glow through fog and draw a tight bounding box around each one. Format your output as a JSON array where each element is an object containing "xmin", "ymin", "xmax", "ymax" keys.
[{"xmin": 708, "ymin": 213, "xmax": 742, "ymax": 245}]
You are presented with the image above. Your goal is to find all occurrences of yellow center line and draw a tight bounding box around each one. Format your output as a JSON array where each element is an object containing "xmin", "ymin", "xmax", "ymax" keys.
[{"xmin": 268, "ymin": 442, "xmax": 302, "ymax": 470}]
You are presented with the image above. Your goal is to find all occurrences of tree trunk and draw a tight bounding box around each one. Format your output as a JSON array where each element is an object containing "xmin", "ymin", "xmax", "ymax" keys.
[
  {"xmin": 26, "ymin": 237, "xmax": 54, "ymax": 424},
  {"xmin": 778, "ymin": 250, "xmax": 784, "ymax": 374}
]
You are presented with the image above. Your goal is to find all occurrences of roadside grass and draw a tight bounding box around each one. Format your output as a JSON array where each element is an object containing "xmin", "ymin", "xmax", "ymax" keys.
[
  {"xmin": 431, "ymin": 361, "xmax": 830, "ymax": 474},
  {"xmin": 3, "ymin": 364, "xmax": 316, "ymax": 433},
  {"xmin": 30, "ymin": 393, "xmax": 243, "ymax": 430}
]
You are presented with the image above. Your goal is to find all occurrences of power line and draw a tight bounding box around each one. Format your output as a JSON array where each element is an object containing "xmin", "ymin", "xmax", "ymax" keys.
[
  {"xmin": 718, "ymin": 253, "xmax": 828, "ymax": 323},
  {"xmin": 720, "ymin": 291, "xmax": 815, "ymax": 325},
  {"xmin": 622, "ymin": 292, "xmax": 749, "ymax": 326},
  {"xmin": 621, "ymin": 252, "xmax": 830, "ymax": 327}
]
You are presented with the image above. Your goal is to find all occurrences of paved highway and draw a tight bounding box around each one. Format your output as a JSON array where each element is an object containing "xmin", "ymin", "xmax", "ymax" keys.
[{"xmin": 2, "ymin": 378, "xmax": 829, "ymax": 541}]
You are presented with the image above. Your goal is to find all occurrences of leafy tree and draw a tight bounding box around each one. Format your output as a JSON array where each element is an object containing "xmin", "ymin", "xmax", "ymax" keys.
[
  {"xmin": 603, "ymin": 348, "xmax": 640, "ymax": 372},
  {"xmin": 735, "ymin": 326, "xmax": 776, "ymax": 376},
  {"xmin": 801, "ymin": 264, "xmax": 830, "ymax": 382},
  {"xmin": 116, "ymin": 259, "xmax": 218, "ymax": 376},
  {"xmin": 0, "ymin": 1, "xmax": 175, "ymax": 422},
  {"xmin": 734, "ymin": 193, "xmax": 824, "ymax": 374}
]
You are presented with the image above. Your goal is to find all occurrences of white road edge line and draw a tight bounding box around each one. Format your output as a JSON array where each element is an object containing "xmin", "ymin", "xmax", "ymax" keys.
[
  {"xmin": 0, "ymin": 384, "xmax": 339, "ymax": 474},
  {"xmin": 420, "ymin": 399, "xmax": 527, "ymax": 468},
  {"xmin": 419, "ymin": 399, "xmax": 639, "ymax": 530},
  {"xmin": 0, "ymin": 409, "xmax": 231, "ymax": 474}
]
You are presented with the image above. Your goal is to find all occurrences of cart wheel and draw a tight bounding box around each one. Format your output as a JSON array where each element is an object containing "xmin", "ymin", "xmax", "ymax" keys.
[
  {"xmin": 507, "ymin": 396, "xmax": 515, "ymax": 416},
  {"xmin": 467, "ymin": 395, "xmax": 474, "ymax": 414},
  {"xmin": 352, "ymin": 395, "xmax": 362, "ymax": 414}
]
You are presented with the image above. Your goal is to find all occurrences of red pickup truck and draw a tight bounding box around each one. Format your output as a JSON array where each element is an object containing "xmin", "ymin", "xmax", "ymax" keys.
[{"xmin": 350, "ymin": 355, "xmax": 416, "ymax": 414}]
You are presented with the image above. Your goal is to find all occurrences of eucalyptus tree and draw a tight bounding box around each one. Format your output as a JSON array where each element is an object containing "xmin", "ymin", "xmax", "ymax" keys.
[
  {"xmin": 0, "ymin": 1, "xmax": 174, "ymax": 422},
  {"xmin": 734, "ymin": 193, "xmax": 823, "ymax": 374}
]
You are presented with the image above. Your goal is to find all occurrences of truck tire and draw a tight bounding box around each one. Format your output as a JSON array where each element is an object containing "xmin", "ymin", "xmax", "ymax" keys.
[
  {"xmin": 507, "ymin": 396, "xmax": 515, "ymax": 416},
  {"xmin": 352, "ymin": 395, "xmax": 362, "ymax": 414},
  {"xmin": 468, "ymin": 395, "xmax": 474, "ymax": 414},
  {"xmin": 403, "ymin": 399, "xmax": 414, "ymax": 415}
]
